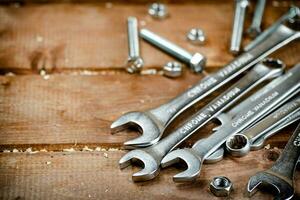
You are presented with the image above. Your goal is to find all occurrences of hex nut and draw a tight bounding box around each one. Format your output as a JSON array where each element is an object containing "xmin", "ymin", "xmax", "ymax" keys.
[
  {"xmin": 187, "ymin": 28, "xmax": 206, "ymax": 45},
  {"xmin": 189, "ymin": 53, "xmax": 206, "ymax": 73},
  {"xmin": 126, "ymin": 57, "xmax": 144, "ymax": 73},
  {"xmin": 210, "ymin": 176, "xmax": 233, "ymax": 197},
  {"xmin": 163, "ymin": 61, "xmax": 183, "ymax": 78},
  {"xmin": 148, "ymin": 3, "xmax": 168, "ymax": 19}
]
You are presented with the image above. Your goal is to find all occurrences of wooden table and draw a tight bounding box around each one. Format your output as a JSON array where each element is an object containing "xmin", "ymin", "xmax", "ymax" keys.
[{"xmin": 0, "ymin": 1, "xmax": 299, "ymax": 199}]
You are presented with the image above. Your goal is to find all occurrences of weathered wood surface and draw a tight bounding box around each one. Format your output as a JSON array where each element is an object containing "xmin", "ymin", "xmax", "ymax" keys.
[
  {"xmin": 0, "ymin": 73, "xmax": 295, "ymax": 150},
  {"xmin": 0, "ymin": 1, "xmax": 300, "ymax": 200},
  {"xmin": 0, "ymin": 150, "xmax": 299, "ymax": 200},
  {"xmin": 0, "ymin": 2, "xmax": 299, "ymax": 73}
]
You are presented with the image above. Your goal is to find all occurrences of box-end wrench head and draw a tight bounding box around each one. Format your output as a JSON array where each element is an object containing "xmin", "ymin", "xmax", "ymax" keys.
[
  {"xmin": 247, "ymin": 122, "xmax": 300, "ymax": 199},
  {"xmin": 119, "ymin": 60, "xmax": 285, "ymax": 182},
  {"xmin": 225, "ymin": 96, "xmax": 300, "ymax": 157}
]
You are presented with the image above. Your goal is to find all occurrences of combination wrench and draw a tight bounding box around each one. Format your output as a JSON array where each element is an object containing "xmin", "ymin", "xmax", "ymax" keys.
[
  {"xmin": 226, "ymin": 96, "xmax": 300, "ymax": 157},
  {"xmin": 161, "ymin": 64, "xmax": 300, "ymax": 182},
  {"xmin": 111, "ymin": 15, "xmax": 300, "ymax": 148},
  {"xmin": 247, "ymin": 122, "xmax": 300, "ymax": 199},
  {"xmin": 245, "ymin": 6, "xmax": 299, "ymax": 52},
  {"xmin": 119, "ymin": 60, "xmax": 284, "ymax": 182}
]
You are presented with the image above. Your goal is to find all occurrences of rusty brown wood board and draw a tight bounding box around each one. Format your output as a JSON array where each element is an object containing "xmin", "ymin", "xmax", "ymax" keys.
[{"xmin": 0, "ymin": 1, "xmax": 300, "ymax": 199}]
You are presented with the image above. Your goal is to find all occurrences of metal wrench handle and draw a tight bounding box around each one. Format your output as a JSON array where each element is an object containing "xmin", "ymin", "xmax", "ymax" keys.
[
  {"xmin": 251, "ymin": 109, "xmax": 300, "ymax": 150},
  {"xmin": 230, "ymin": 0, "xmax": 249, "ymax": 54},
  {"xmin": 245, "ymin": 6, "xmax": 299, "ymax": 51},
  {"xmin": 150, "ymin": 24, "xmax": 298, "ymax": 129},
  {"xmin": 192, "ymin": 64, "xmax": 300, "ymax": 157},
  {"xmin": 245, "ymin": 97, "xmax": 300, "ymax": 142},
  {"xmin": 270, "ymin": 122, "xmax": 300, "ymax": 180},
  {"xmin": 150, "ymin": 63, "xmax": 283, "ymax": 155}
]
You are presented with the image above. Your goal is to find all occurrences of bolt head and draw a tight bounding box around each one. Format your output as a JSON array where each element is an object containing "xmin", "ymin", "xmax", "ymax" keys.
[
  {"xmin": 126, "ymin": 57, "xmax": 144, "ymax": 73},
  {"xmin": 163, "ymin": 61, "xmax": 182, "ymax": 78},
  {"xmin": 210, "ymin": 176, "xmax": 233, "ymax": 197},
  {"xmin": 148, "ymin": 3, "xmax": 168, "ymax": 19},
  {"xmin": 187, "ymin": 28, "xmax": 206, "ymax": 45},
  {"xmin": 189, "ymin": 53, "xmax": 206, "ymax": 73}
]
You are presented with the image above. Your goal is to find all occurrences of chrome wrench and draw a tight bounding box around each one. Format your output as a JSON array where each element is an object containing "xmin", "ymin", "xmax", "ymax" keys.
[
  {"xmin": 111, "ymin": 16, "xmax": 300, "ymax": 148},
  {"xmin": 161, "ymin": 64, "xmax": 300, "ymax": 182},
  {"xmin": 245, "ymin": 6, "xmax": 299, "ymax": 52},
  {"xmin": 226, "ymin": 96, "xmax": 300, "ymax": 157},
  {"xmin": 119, "ymin": 61, "xmax": 284, "ymax": 182},
  {"xmin": 247, "ymin": 122, "xmax": 300, "ymax": 199}
]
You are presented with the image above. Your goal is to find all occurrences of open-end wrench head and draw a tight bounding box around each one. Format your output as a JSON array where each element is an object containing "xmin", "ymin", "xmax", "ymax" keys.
[
  {"xmin": 110, "ymin": 112, "xmax": 161, "ymax": 147},
  {"xmin": 161, "ymin": 149, "xmax": 202, "ymax": 182},
  {"xmin": 119, "ymin": 149, "xmax": 160, "ymax": 182},
  {"xmin": 247, "ymin": 171, "xmax": 294, "ymax": 200}
]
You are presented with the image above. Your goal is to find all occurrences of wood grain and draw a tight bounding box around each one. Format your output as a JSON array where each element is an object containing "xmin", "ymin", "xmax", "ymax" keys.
[
  {"xmin": 0, "ymin": 150, "xmax": 299, "ymax": 200},
  {"xmin": 0, "ymin": 2, "xmax": 299, "ymax": 73}
]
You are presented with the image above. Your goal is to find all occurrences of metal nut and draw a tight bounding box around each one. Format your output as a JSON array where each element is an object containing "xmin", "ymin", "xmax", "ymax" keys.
[
  {"xmin": 148, "ymin": 3, "xmax": 168, "ymax": 19},
  {"xmin": 187, "ymin": 28, "xmax": 206, "ymax": 44},
  {"xmin": 210, "ymin": 176, "xmax": 233, "ymax": 197},
  {"xmin": 163, "ymin": 61, "xmax": 182, "ymax": 78}
]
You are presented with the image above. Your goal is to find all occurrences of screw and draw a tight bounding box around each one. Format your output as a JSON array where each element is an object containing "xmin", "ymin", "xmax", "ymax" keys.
[
  {"xmin": 148, "ymin": 3, "xmax": 168, "ymax": 19},
  {"xmin": 163, "ymin": 61, "xmax": 182, "ymax": 78},
  {"xmin": 187, "ymin": 28, "xmax": 206, "ymax": 45},
  {"xmin": 126, "ymin": 16, "xmax": 144, "ymax": 73},
  {"xmin": 247, "ymin": 0, "xmax": 266, "ymax": 38},
  {"xmin": 230, "ymin": 0, "xmax": 250, "ymax": 54},
  {"xmin": 140, "ymin": 28, "xmax": 206, "ymax": 73}
]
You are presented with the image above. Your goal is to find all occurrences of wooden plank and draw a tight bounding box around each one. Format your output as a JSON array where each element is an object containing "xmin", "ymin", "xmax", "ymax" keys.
[
  {"xmin": 0, "ymin": 150, "xmax": 299, "ymax": 200},
  {"xmin": 0, "ymin": 2, "xmax": 299, "ymax": 73},
  {"xmin": 0, "ymin": 73, "xmax": 296, "ymax": 150}
]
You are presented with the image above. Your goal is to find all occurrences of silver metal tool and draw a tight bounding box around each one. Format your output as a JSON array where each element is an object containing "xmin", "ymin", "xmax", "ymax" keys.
[
  {"xmin": 210, "ymin": 176, "xmax": 233, "ymax": 197},
  {"xmin": 245, "ymin": 6, "xmax": 300, "ymax": 52},
  {"xmin": 226, "ymin": 96, "xmax": 300, "ymax": 157},
  {"xmin": 247, "ymin": 0, "xmax": 266, "ymax": 38},
  {"xmin": 230, "ymin": 0, "xmax": 250, "ymax": 54},
  {"xmin": 148, "ymin": 3, "xmax": 168, "ymax": 19},
  {"xmin": 247, "ymin": 122, "xmax": 300, "ymax": 199},
  {"xmin": 163, "ymin": 61, "xmax": 182, "ymax": 78},
  {"xmin": 126, "ymin": 17, "xmax": 144, "ymax": 73},
  {"xmin": 119, "ymin": 62, "xmax": 284, "ymax": 182},
  {"xmin": 111, "ymin": 16, "xmax": 300, "ymax": 149},
  {"xmin": 140, "ymin": 29, "xmax": 206, "ymax": 73},
  {"xmin": 251, "ymin": 109, "xmax": 300, "ymax": 150},
  {"xmin": 161, "ymin": 64, "xmax": 300, "ymax": 182},
  {"xmin": 187, "ymin": 28, "xmax": 206, "ymax": 45}
]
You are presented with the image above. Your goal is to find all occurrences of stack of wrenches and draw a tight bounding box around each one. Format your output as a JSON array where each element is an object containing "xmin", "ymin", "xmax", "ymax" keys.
[
  {"xmin": 161, "ymin": 64, "xmax": 300, "ymax": 182},
  {"xmin": 112, "ymin": 10, "xmax": 300, "ymax": 149},
  {"xmin": 119, "ymin": 58, "xmax": 285, "ymax": 181}
]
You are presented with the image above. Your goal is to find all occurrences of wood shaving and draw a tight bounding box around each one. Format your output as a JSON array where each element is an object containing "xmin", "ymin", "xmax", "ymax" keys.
[
  {"xmin": 3, "ymin": 150, "xmax": 10, "ymax": 153},
  {"xmin": 103, "ymin": 152, "xmax": 108, "ymax": 158},
  {"xmin": 5, "ymin": 72, "xmax": 15, "ymax": 76},
  {"xmin": 46, "ymin": 161, "xmax": 51, "ymax": 165},
  {"xmin": 40, "ymin": 149, "xmax": 48, "ymax": 152},
  {"xmin": 141, "ymin": 69, "xmax": 157, "ymax": 75},
  {"xmin": 82, "ymin": 146, "xmax": 93, "ymax": 152},
  {"xmin": 12, "ymin": 149, "xmax": 19, "ymax": 153},
  {"xmin": 63, "ymin": 148, "xmax": 76, "ymax": 152},
  {"xmin": 264, "ymin": 144, "xmax": 270, "ymax": 150}
]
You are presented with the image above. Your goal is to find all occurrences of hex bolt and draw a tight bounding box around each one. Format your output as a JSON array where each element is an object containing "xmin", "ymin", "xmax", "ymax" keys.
[
  {"xmin": 140, "ymin": 28, "xmax": 206, "ymax": 73},
  {"xmin": 230, "ymin": 0, "xmax": 250, "ymax": 54},
  {"xmin": 163, "ymin": 61, "xmax": 183, "ymax": 78},
  {"xmin": 187, "ymin": 28, "xmax": 206, "ymax": 45},
  {"xmin": 247, "ymin": 0, "xmax": 266, "ymax": 38},
  {"xmin": 210, "ymin": 176, "xmax": 233, "ymax": 197},
  {"xmin": 126, "ymin": 16, "xmax": 144, "ymax": 73},
  {"xmin": 148, "ymin": 3, "xmax": 168, "ymax": 19}
]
